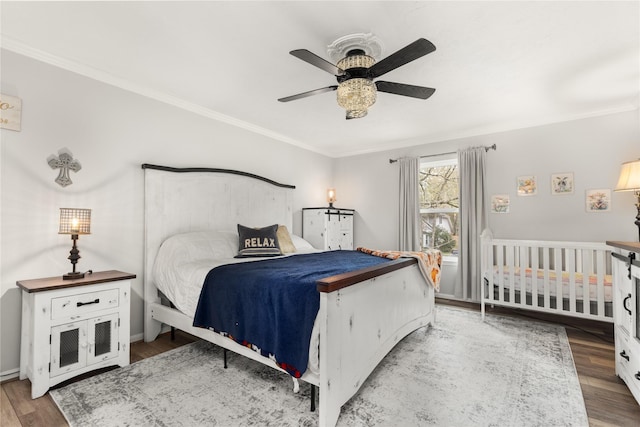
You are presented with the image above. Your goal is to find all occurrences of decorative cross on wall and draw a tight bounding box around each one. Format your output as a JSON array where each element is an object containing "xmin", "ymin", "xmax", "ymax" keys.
[{"xmin": 48, "ymin": 151, "xmax": 82, "ymax": 187}]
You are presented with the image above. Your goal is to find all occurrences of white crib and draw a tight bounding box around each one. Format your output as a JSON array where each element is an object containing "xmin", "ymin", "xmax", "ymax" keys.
[{"xmin": 480, "ymin": 229, "xmax": 613, "ymax": 323}]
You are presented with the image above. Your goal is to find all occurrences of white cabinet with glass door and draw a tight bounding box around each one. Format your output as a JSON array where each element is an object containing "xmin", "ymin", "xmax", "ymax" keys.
[{"xmin": 18, "ymin": 271, "xmax": 134, "ymax": 398}]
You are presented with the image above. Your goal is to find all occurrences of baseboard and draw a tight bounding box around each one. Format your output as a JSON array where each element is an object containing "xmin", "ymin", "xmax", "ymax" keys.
[{"xmin": 1, "ymin": 368, "xmax": 19, "ymax": 383}]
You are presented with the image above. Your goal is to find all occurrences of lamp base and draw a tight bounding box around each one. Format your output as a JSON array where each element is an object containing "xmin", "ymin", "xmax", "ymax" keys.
[
  {"xmin": 63, "ymin": 271, "xmax": 85, "ymax": 280},
  {"xmin": 635, "ymin": 193, "xmax": 640, "ymax": 242}
]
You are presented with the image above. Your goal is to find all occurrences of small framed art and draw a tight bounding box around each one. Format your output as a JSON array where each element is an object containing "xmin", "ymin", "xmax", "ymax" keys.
[
  {"xmin": 551, "ymin": 173, "xmax": 574, "ymax": 195},
  {"xmin": 585, "ymin": 189, "xmax": 611, "ymax": 212},
  {"xmin": 0, "ymin": 94, "xmax": 22, "ymax": 131},
  {"xmin": 491, "ymin": 194, "xmax": 510, "ymax": 213},
  {"xmin": 517, "ymin": 175, "xmax": 537, "ymax": 196}
]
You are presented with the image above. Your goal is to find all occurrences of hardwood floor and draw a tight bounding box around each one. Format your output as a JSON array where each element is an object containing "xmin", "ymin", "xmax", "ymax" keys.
[{"xmin": 2, "ymin": 302, "xmax": 639, "ymax": 426}]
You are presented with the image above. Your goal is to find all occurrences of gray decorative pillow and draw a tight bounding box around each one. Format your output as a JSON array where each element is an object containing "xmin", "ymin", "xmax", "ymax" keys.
[{"xmin": 236, "ymin": 224, "xmax": 282, "ymax": 257}]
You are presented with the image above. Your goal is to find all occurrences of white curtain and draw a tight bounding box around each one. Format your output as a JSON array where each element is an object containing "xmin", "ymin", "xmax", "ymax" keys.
[
  {"xmin": 398, "ymin": 157, "xmax": 421, "ymax": 251},
  {"xmin": 456, "ymin": 147, "xmax": 488, "ymax": 301}
]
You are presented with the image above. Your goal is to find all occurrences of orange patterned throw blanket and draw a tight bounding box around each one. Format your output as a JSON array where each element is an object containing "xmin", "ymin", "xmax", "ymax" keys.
[{"xmin": 356, "ymin": 247, "xmax": 442, "ymax": 291}]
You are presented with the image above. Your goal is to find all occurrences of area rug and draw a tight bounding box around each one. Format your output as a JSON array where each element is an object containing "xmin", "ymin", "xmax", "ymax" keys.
[{"xmin": 51, "ymin": 305, "xmax": 588, "ymax": 426}]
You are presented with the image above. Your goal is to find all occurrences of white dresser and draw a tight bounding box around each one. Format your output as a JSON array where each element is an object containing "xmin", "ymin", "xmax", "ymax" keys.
[
  {"xmin": 608, "ymin": 241, "xmax": 640, "ymax": 406},
  {"xmin": 302, "ymin": 207, "xmax": 354, "ymax": 250}
]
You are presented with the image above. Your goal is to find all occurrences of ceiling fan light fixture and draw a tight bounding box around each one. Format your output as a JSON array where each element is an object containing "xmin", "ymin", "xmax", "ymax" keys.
[
  {"xmin": 337, "ymin": 78, "xmax": 377, "ymax": 119},
  {"xmin": 280, "ymin": 37, "xmax": 436, "ymax": 119},
  {"xmin": 336, "ymin": 52, "xmax": 376, "ymax": 70}
]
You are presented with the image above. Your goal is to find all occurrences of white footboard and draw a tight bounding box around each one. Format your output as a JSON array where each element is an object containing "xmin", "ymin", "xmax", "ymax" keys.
[
  {"xmin": 480, "ymin": 229, "xmax": 613, "ymax": 322},
  {"xmin": 317, "ymin": 259, "xmax": 434, "ymax": 427},
  {"xmin": 144, "ymin": 259, "xmax": 433, "ymax": 427}
]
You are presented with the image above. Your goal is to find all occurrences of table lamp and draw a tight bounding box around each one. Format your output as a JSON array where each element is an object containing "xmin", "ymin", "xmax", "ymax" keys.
[
  {"xmin": 58, "ymin": 208, "xmax": 91, "ymax": 279},
  {"xmin": 615, "ymin": 159, "xmax": 640, "ymax": 241}
]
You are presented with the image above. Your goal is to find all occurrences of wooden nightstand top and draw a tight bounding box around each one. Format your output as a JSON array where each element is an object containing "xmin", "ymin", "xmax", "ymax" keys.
[
  {"xmin": 607, "ymin": 241, "xmax": 640, "ymax": 253},
  {"xmin": 17, "ymin": 270, "xmax": 136, "ymax": 293}
]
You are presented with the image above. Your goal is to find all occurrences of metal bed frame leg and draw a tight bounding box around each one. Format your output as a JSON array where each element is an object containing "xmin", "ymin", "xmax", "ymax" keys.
[
  {"xmin": 310, "ymin": 384, "xmax": 317, "ymax": 412},
  {"xmin": 224, "ymin": 349, "xmax": 228, "ymax": 369},
  {"xmin": 169, "ymin": 302, "xmax": 176, "ymax": 340}
]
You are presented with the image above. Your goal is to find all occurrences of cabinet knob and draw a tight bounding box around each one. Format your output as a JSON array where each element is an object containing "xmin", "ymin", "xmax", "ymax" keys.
[
  {"xmin": 635, "ymin": 372, "xmax": 640, "ymax": 381},
  {"xmin": 620, "ymin": 350, "xmax": 630, "ymax": 361}
]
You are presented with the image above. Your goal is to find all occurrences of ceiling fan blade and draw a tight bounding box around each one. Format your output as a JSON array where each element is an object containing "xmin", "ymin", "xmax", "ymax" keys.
[
  {"xmin": 375, "ymin": 81, "xmax": 436, "ymax": 99},
  {"xmin": 368, "ymin": 38, "xmax": 436, "ymax": 79},
  {"xmin": 290, "ymin": 49, "xmax": 344, "ymax": 76},
  {"xmin": 278, "ymin": 86, "xmax": 338, "ymax": 102}
]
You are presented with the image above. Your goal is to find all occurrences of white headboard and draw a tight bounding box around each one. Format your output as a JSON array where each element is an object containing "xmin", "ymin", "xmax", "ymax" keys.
[{"xmin": 142, "ymin": 164, "xmax": 295, "ymax": 310}]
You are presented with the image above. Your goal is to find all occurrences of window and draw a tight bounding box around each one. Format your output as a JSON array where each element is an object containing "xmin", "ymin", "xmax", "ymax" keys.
[{"xmin": 419, "ymin": 157, "xmax": 459, "ymax": 257}]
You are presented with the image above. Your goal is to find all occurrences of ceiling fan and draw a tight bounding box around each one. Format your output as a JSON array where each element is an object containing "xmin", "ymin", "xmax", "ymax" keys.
[{"xmin": 278, "ymin": 38, "xmax": 436, "ymax": 119}]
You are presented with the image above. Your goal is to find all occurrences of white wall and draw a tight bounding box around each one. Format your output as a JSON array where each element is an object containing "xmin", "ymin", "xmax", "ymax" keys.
[
  {"xmin": 0, "ymin": 51, "xmax": 333, "ymax": 376},
  {"xmin": 334, "ymin": 110, "xmax": 639, "ymax": 295}
]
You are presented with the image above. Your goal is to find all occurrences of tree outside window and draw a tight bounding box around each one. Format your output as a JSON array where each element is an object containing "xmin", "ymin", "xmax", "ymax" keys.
[{"xmin": 419, "ymin": 159, "xmax": 459, "ymax": 256}]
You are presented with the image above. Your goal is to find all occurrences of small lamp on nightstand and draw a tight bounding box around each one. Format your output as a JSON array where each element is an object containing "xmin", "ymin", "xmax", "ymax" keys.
[
  {"xmin": 327, "ymin": 188, "xmax": 337, "ymax": 209},
  {"xmin": 615, "ymin": 159, "xmax": 640, "ymax": 241},
  {"xmin": 58, "ymin": 208, "xmax": 91, "ymax": 280}
]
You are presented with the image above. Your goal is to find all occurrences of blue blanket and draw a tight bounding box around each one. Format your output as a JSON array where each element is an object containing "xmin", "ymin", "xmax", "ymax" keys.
[{"xmin": 192, "ymin": 250, "xmax": 391, "ymax": 377}]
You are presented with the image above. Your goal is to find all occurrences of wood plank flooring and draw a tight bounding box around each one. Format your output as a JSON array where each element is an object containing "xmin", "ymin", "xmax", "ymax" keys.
[{"xmin": 2, "ymin": 301, "xmax": 639, "ymax": 426}]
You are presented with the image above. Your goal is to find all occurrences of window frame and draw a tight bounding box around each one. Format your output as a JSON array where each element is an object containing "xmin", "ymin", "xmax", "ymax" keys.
[{"xmin": 419, "ymin": 155, "xmax": 459, "ymax": 264}]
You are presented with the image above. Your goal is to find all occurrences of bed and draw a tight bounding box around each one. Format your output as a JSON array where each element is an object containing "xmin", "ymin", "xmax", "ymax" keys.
[
  {"xmin": 142, "ymin": 164, "xmax": 439, "ymax": 427},
  {"xmin": 480, "ymin": 229, "xmax": 613, "ymax": 323}
]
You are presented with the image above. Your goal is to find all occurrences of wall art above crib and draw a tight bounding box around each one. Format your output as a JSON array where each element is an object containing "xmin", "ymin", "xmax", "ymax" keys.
[
  {"xmin": 551, "ymin": 172, "xmax": 574, "ymax": 195},
  {"xmin": 586, "ymin": 189, "xmax": 611, "ymax": 212},
  {"xmin": 491, "ymin": 194, "xmax": 510, "ymax": 213},
  {"xmin": 517, "ymin": 175, "xmax": 537, "ymax": 196}
]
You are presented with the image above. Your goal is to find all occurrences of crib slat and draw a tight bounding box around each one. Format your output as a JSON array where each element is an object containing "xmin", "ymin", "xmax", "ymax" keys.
[
  {"xmin": 582, "ymin": 249, "xmax": 591, "ymax": 315},
  {"xmin": 596, "ymin": 249, "xmax": 605, "ymax": 318},
  {"xmin": 542, "ymin": 247, "xmax": 550, "ymax": 310},
  {"xmin": 554, "ymin": 249, "xmax": 563, "ymax": 314},
  {"xmin": 567, "ymin": 250, "xmax": 577, "ymax": 314},
  {"xmin": 512, "ymin": 245, "xmax": 527, "ymax": 305},
  {"xmin": 497, "ymin": 244, "xmax": 504, "ymax": 303},
  {"xmin": 530, "ymin": 245, "xmax": 538, "ymax": 308},
  {"xmin": 506, "ymin": 244, "xmax": 515, "ymax": 304}
]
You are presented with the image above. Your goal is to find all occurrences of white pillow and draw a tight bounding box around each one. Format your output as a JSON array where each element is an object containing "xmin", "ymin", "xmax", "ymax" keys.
[
  {"xmin": 158, "ymin": 230, "xmax": 238, "ymax": 264},
  {"xmin": 290, "ymin": 234, "xmax": 316, "ymax": 252}
]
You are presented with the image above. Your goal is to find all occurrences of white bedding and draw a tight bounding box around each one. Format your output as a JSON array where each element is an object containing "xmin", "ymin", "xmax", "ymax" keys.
[{"xmin": 152, "ymin": 230, "xmax": 321, "ymax": 374}]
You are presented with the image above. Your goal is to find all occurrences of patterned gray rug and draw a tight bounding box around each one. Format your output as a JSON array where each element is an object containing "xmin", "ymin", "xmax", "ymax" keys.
[{"xmin": 51, "ymin": 306, "xmax": 588, "ymax": 426}]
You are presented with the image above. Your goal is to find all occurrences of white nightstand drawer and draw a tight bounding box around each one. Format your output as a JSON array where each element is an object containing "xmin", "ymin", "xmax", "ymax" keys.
[{"xmin": 51, "ymin": 288, "xmax": 119, "ymax": 319}]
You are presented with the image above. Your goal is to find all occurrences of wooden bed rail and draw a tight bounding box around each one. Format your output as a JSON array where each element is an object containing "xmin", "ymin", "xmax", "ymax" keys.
[{"xmin": 316, "ymin": 258, "xmax": 417, "ymax": 293}]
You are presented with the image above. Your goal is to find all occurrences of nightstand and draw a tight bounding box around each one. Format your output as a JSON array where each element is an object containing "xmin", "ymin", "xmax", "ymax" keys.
[{"xmin": 17, "ymin": 270, "xmax": 135, "ymax": 399}]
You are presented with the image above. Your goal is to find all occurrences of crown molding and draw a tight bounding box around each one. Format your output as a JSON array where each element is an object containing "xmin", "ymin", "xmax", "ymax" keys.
[
  {"xmin": 334, "ymin": 105, "xmax": 639, "ymax": 158},
  {"xmin": 1, "ymin": 36, "xmax": 330, "ymax": 157}
]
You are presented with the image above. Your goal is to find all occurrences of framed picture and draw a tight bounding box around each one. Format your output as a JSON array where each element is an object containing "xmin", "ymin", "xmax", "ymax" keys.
[
  {"xmin": 0, "ymin": 94, "xmax": 22, "ymax": 131},
  {"xmin": 491, "ymin": 194, "xmax": 510, "ymax": 213},
  {"xmin": 517, "ymin": 175, "xmax": 537, "ymax": 196},
  {"xmin": 585, "ymin": 189, "xmax": 611, "ymax": 212},
  {"xmin": 551, "ymin": 172, "xmax": 574, "ymax": 195}
]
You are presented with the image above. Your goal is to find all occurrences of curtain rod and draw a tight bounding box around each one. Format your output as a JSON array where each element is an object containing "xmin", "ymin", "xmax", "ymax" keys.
[{"xmin": 389, "ymin": 144, "xmax": 497, "ymax": 164}]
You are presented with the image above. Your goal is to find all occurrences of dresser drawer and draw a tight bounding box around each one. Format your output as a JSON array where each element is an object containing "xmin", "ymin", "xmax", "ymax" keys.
[{"xmin": 51, "ymin": 288, "xmax": 119, "ymax": 319}]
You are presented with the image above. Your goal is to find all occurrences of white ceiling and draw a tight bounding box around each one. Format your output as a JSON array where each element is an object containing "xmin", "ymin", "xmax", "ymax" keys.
[{"xmin": 1, "ymin": 1, "xmax": 639, "ymax": 157}]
